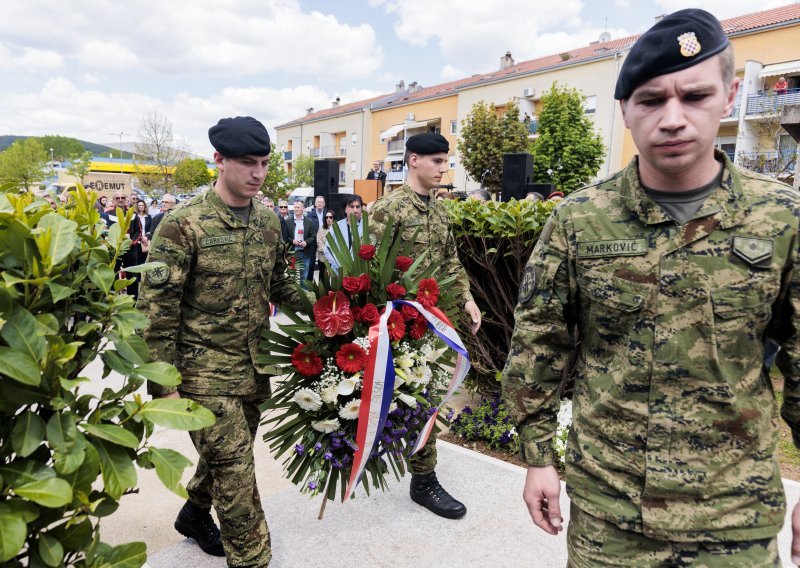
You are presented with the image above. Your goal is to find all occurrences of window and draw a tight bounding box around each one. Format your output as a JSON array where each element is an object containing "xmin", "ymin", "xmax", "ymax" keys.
[
  {"xmin": 449, "ymin": 156, "xmax": 456, "ymax": 169},
  {"xmin": 450, "ymin": 120, "xmax": 457, "ymax": 134},
  {"xmin": 350, "ymin": 161, "xmax": 356, "ymax": 173},
  {"xmin": 584, "ymin": 95, "xmax": 597, "ymax": 114},
  {"xmin": 351, "ymin": 133, "xmax": 357, "ymax": 145}
]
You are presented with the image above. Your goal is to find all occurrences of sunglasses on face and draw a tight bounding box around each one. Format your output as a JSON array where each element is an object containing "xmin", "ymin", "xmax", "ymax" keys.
[
  {"xmin": 279, "ymin": 206, "xmax": 288, "ymax": 209},
  {"xmin": 326, "ymin": 216, "xmax": 334, "ymax": 219}
]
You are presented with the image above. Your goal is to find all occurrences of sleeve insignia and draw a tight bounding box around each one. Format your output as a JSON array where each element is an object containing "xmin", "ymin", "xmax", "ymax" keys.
[
  {"xmin": 147, "ymin": 265, "xmax": 170, "ymax": 286},
  {"xmin": 518, "ymin": 266, "xmax": 537, "ymax": 304}
]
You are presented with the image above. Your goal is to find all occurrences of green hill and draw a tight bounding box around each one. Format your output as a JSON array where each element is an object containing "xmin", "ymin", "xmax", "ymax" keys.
[{"xmin": 0, "ymin": 135, "xmax": 133, "ymax": 159}]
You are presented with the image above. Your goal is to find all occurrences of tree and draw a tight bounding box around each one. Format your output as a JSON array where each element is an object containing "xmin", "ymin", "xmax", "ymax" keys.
[
  {"xmin": 67, "ymin": 150, "xmax": 93, "ymax": 183},
  {"xmin": 174, "ymin": 157, "xmax": 212, "ymax": 192},
  {"xmin": 38, "ymin": 135, "xmax": 85, "ymax": 162},
  {"xmin": 290, "ymin": 154, "xmax": 315, "ymax": 188},
  {"xmin": 134, "ymin": 109, "xmax": 187, "ymax": 191},
  {"xmin": 0, "ymin": 138, "xmax": 50, "ymax": 191},
  {"xmin": 261, "ymin": 144, "xmax": 290, "ymax": 200},
  {"xmin": 457, "ymin": 100, "xmax": 529, "ymax": 193},
  {"xmin": 530, "ymin": 82, "xmax": 606, "ymax": 194}
]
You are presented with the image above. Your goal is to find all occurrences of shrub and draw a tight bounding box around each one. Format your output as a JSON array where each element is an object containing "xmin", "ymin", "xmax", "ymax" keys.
[
  {"xmin": 449, "ymin": 393, "xmax": 519, "ymax": 454},
  {"xmin": 0, "ymin": 183, "xmax": 214, "ymax": 566},
  {"xmin": 444, "ymin": 198, "xmax": 554, "ymax": 395}
]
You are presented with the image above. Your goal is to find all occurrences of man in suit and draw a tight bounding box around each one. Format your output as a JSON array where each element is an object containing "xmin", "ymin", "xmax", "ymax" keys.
[
  {"xmin": 324, "ymin": 194, "xmax": 363, "ymax": 273},
  {"xmin": 282, "ymin": 200, "xmax": 316, "ymax": 287},
  {"xmin": 366, "ymin": 162, "xmax": 387, "ymax": 191},
  {"xmin": 305, "ymin": 196, "xmax": 327, "ymax": 279}
]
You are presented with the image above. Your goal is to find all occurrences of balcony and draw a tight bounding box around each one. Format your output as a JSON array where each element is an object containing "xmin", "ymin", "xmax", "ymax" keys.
[
  {"xmin": 283, "ymin": 151, "xmax": 292, "ymax": 161},
  {"xmin": 317, "ymin": 145, "xmax": 347, "ymax": 158},
  {"xmin": 737, "ymin": 151, "xmax": 796, "ymax": 177},
  {"xmin": 386, "ymin": 171, "xmax": 405, "ymax": 183},
  {"xmin": 721, "ymin": 92, "xmax": 742, "ymax": 121},
  {"xmin": 745, "ymin": 88, "xmax": 800, "ymax": 116},
  {"xmin": 386, "ymin": 138, "xmax": 405, "ymax": 152}
]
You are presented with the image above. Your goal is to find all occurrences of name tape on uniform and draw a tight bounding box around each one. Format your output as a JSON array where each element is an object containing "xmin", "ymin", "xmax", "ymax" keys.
[{"xmin": 577, "ymin": 238, "xmax": 647, "ymax": 259}]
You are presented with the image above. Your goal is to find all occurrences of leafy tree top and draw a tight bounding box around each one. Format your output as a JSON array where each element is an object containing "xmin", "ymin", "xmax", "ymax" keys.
[{"xmin": 0, "ymin": 138, "xmax": 50, "ymax": 191}]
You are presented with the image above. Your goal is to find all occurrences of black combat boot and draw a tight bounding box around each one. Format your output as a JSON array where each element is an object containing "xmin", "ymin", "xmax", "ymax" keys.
[
  {"xmin": 409, "ymin": 471, "xmax": 466, "ymax": 519},
  {"xmin": 174, "ymin": 501, "xmax": 225, "ymax": 557}
]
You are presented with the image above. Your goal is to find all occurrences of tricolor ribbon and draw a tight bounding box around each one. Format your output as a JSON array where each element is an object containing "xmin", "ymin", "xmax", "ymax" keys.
[{"xmin": 343, "ymin": 300, "xmax": 471, "ymax": 501}]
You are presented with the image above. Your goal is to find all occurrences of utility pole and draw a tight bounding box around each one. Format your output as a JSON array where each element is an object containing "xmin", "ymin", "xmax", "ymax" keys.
[{"xmin": 109, "ymin": 132, "xmax": 127, "ymax": 173}]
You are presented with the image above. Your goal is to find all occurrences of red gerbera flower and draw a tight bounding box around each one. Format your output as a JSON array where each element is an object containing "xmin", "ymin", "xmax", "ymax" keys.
[
  {"xmin": 395, "ymin": 256, "xmax": 414, "ymax": 272},
  {"xmin": 313, "ymin": 291, "xmax": 355, "ymax": 337},
  {"xmin": 291, "ymin": 344, "xmax": 323, "ymax": 376},
  {"xmin": 416, "ymin": 278, "xmax": 440, "ymax": 308},
  {"xmin": 358, "ymin": 244, "xmax": 376, "ymax": 260},
  {"xmin": 386, "ymin": 283, "xmax": 407, "ymax": 300},
  {"xmin": 409, "ymin": 316, "xmax": 428, "ymax": 340},
  {"xmin": 335, "ymin": 343, "xmax": 368, "ymax": 373},
  {"xmin": 387, "ymin": 310, "xmax": 406, "ymax": 341},
  {"xmin": 357, "ymin": 273, "xmax": 371, "ymax": 293}
]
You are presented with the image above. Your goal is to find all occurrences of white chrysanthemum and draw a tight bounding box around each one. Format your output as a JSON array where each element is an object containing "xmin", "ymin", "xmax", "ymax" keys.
[
  {"xmin": 397, "ymin": 393, "xmax": 418, "ymax": 408},
  {"xmin": 338, "ymin": 399, "xmax": 361, "ymax": 420},
  {"xmin": 395, "ymin": 354, "xmax": 414, "ymax": 369},
  {"xmin": 293, "ymin": 388, "xmax": 322, "ymax": 411},
  {"xmin": 409, "ymin": 365, "xmax": 431, "ymax": 386},
  {"xmin": 312, "ymin": 418, "xmax": 340, "ymax": 433},
  {"xmin": 320, "ymin": 384, "xmax": 339, "ymax": 405}
]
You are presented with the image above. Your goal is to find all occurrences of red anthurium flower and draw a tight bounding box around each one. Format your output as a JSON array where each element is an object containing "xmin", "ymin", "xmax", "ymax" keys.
[
  {"xmin": 416, "ymin": 278, "xmax": 440, "ymax": 308},
  {"xmin": 387, "ymin": 310, "xmax": 406, "ymax": 341},
  {"xmin": 335, "ymin": 343, "xmax": 368, "ymax": 373},
  {"xmin": 358, "ymin": 245, "xmax": 376, "ymax": 260},
  {"xmin": 400, "ymin": 304, "xmax": 418, "ymax": 321},
  {"xmin": 342, "ymin": 276, "xmax": 362, "ymax": 295},
  {"xmin": 313, "ymin": 291, "xmax": 355, "ymax": 337},
  {"xmin": 360, "ymin": 303, "xmax": 380, "ymax": 325},
  {"xmin": 291, "ymin": 344, "xmax": 323, "ymax": 376},
  {"xmin": 386, "ymin": 283, "xmax": 407, "ymax": 300},
  {"xmin": 409, "ymin": 316, "xmax": 429, "ymax": 340},
  {"xmin": 357, "ymin": 273, "xmax": 371, "ymax": 293},
  {"xmin": 395, "ymin": 256, "xmax": 414, "ymax": 272}
]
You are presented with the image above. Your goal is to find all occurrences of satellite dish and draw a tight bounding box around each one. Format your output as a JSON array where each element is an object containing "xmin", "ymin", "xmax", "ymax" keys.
[{"xmin": 599, "ymin": 31, "xmax": 611, "ymax": 42}]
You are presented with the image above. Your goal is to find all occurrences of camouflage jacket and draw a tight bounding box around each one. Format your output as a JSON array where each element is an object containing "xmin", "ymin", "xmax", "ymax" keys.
[
  {"xmin": 369, "ymin": 184, "xmax": 474, "ymax": 307},
  {"xmin": 137, "ymin": 188, "xmax": 299, "ymax": 396},
  {"xmin": 502, "ymin": 151, "xmax": 800, "ymax": 542}
]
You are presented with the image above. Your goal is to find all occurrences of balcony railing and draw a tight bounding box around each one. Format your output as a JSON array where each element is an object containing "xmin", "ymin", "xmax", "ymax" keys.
[
  {"xmin": 745, "ymin": 88, "xmax": 800, "ymax": 116},
  {"xmin": 283, "ymin": 151, "xmax": 292, "ymax": 161},
  {"xmin": 387, "ymin": 138, "xmax": 405, "ymax": 152},
  {"xmin": 311, "ymin": 148, "xmax": 320, "ymax": 157},
  {"xmin": 386, "ymin": 171, "xmax": 405, "ymax": 183},
  {"xmin": 737, "ymin": 151, "xmax": 796, "ymax": 176},
  {"xmin": 317, "ymin": 145, "xmax": 348, "ymax": 158},
  {"xmin": 722, "ymin": 92, "xmax": 742, "ymax": 120}
]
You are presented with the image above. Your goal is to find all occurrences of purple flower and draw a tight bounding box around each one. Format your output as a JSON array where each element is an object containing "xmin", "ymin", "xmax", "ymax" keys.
[
  {"xmin": 342, "ymin": 454, "xmax": 352, "ymax": 466},
  {"xmin": 295, "ymin": 444, "xmax": 305, "ymax": 455},
  {"xmin": 462, "ymin": 406, "xmax": 473, "ymax": 415},
  {"xmin": 332, "ymin": 458, "xmax": 342, "ymax": 469},
  {"xmin": 331, "ymin": 438, "xmax": 343, "ymax": 450},
  {"xmin": 345, "ymin": 438, "xmax": 359, "ymax": 451},
  {"xmin": 446, "ymin": 408, "xmax": 455, "ymax": 420},
  {"xmin": 499, "ymin": 430, "xmax": 513, "ymax": 445},
  {"xmin": 308, "ymin": 480, "xmax": 318, "ymax": 490},
  {"xmin": 313, "ymin": 442, "xmax": 322, "ymax": 452},
  {"xmin": 323, "ymin": 451, "xmax": 333, "ymax": 461}
]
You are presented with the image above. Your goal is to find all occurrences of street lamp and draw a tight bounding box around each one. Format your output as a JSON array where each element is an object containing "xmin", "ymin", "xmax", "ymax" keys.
[
  {"xmin": 50, "ymin": 148, "xmax": 55, "ymax": 180},
  {"xmin": 108, "ymin": 132, "xmax": 127, "ymax": 173}
]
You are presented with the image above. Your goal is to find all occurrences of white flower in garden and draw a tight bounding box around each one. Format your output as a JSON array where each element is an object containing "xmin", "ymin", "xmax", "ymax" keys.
[
  {"xmin": 293, "ymin": 388, "xmax": 322, "ymax": 411},
  {"xmin": 337, "ymin": 378, "xmax": 357, "ymax": 396},
  {"xmin": 397, "ymin": 392, "xmax": 418, "ymax": 408},
  {"xmin": 312, "ymin": 418, "xmax": 340, "ymax": 433},
  {"xmin": 320, "ymin": 384, "xmax": 339, "ymax": 405},
  {"xmin": 338, "ymin": 399, "xmax": 361, "ymax": 420}
]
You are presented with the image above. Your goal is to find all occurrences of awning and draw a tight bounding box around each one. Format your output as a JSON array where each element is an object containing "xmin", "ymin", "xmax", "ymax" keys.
[
  {"xmin": 759, "ymin": 61, "xmax": 800, "ymax": 78},
  {"xmin": 405, "ymin": 118, "xmax": 438, "ymax": 130},
  {"xmin": 379, "ymin": 124, "xmax": 404, "ymax": 141}
]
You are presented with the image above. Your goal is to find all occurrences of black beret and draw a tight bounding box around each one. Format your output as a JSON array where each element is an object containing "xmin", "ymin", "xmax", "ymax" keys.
[
  {"xmin": 406, "ymin": 133, "xmax": 449, "ymax": 155},
  {"xmin": 614, "ymin": 9, "xmax": 729, "ymax": 100},
  {"xmin": 208, "ymin": 116, "xmax": 271, "ymax": 157}
]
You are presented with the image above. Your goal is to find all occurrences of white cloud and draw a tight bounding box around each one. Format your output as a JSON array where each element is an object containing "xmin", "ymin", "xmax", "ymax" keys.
[
  {"xmin": 441, "ymin": 64, "xmax": 466, "ymax": 81},
  {"xmin": 0, "ymin": 43, "xmax": 63, "ymax": 70},
  {"xmin": 0, "ymin": 0, "xmax": 383, "ymax": 79}
]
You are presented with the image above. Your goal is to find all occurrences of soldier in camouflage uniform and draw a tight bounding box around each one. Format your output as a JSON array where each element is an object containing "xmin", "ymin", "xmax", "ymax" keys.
[
  {"xmin": 502, "ymin": 10, "xmax": 800, "ymax": 566},
  {"xmin": 138, "ymin": 117, "xmax": 299, "ymax": 567},
  {"xmin": 370, "ymin": 133, "xmax": 481, "ymax": 519}
]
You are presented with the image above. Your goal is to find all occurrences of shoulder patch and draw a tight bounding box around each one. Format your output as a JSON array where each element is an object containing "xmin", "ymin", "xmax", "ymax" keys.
[
  {"xmin": 519, "ymin": 266, "xmax": 537, "ymax": 304},
  {"xmin": 147, "ymin": 265, "xmax": 170, "ymax": 286},
  {"xmin": 263, "ymin": 228, "xmax": 278, "ymax": 244},
  {"xmin": 732, "ymin": 236, "xmax": 773, "ymax": 265},
  {"xmin": 372, "ymin": 210, "xmax": 386, "ymax": 223}
]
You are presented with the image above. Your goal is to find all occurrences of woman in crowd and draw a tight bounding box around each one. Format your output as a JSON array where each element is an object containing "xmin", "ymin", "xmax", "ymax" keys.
[{"xmin": 316, "ymin": 210, "xmax": 336, "ymax": 282}]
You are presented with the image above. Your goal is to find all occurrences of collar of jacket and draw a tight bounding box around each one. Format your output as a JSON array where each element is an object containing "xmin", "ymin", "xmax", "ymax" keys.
[
  {"xmin": 207, "ymin": 185, "xmax": 254, "ymax": 229},
  {"xmin": 617, "ymin": 149, "xmax": 748, "ymax": 229}
]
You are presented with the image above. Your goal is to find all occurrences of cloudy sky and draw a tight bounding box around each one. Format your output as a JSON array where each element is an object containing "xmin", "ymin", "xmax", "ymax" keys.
[{"xmin": 1, "ymin": 0, "xmax": 794, "ymax": 158}]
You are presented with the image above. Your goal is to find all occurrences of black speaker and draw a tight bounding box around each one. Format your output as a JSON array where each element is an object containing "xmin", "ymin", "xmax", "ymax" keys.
[
  {"xmin": 501, "ymin": 153, "xmax": 533, "ymax": 202},
  {"xmin": 326, "ymin": 193, "xmax": 349, "ymax": 222},
  {"xmin": 314, "ymin": 160, "xmax": 339, "ymax": 202},
  {"xmin": 526, "ymin": 183, "xmax": 555, "ymax": 200}
]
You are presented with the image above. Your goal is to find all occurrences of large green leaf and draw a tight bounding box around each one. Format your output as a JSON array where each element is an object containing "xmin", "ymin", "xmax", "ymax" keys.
[
  {"xmin": 83, "ymin": 423, "xmax": 140, "ymax": 450},
  {"xmin": 36, "ymin": 213, "xmax": 78, "ymax": 267},
  {"xmin": 1, "ymin": 306, "xmax": 47, "ymax": 362},
  {"xmin": 139, "ymin": 398, "xmax": 215, "ymax": 430},
  {"xmin": 0, "ymin": 504, "xmax": 26, "ymax": 562},
  {"xmin": 110, "ymin": 334, "xmax": 147, "ymax": 366},
  {"xmin": 93, "ymin": 439, "xmax": 137, "ymax": 500},
  {"xmin": 11, "ymin": 411, "xmax": 45, "ymax": 457},
  {"xmin": 46, "ymin": 281, "xmax": 75, "ymax": 303},
  {"xmin": 0, "ymin": 460, "xmax": 55, "ymax": 487},
  {"xmin": 14, "ymin": 477, "xmax": 73, "ymax": 508},
  {"xmin": 132, "ymin": 361, "xmax": 181, "ymax": 387},
  {"xmin": 62, "ymin": 443, "xmax": 100, "ymax": 496},
  {"xmin": 89, "ymin": 264, "xmax": 116, "ymax": 294},
  {"xmin": 37, "ymin": 533, "xmax": 64, "ymax": 568},
  {"xmin": 0, "ymin": 346, "xmax": 41, "ymax": 386},
  {"xmin": 94, "ymin": 541, "xmax": 147, "ymax": 568},
  {"xmin": 148, "ymin": 448, "xmax": 192, "ymax": 498},
  {"xmin": 46, "ymin": 412, "xmax": 77, "ymax": 454}
]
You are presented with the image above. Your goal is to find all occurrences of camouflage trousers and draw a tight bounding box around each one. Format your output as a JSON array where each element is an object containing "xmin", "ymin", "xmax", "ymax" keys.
[
  {"xmin": 409, "ymin": 429, "xmax": 437, "ymax": 475},
  {"xmin": 567, "ymin": 504, "xmax": 779, "ymax": 568},
  {"xmin": 186, "ymin": 393, "xmax": 271, "ymax": 568}
]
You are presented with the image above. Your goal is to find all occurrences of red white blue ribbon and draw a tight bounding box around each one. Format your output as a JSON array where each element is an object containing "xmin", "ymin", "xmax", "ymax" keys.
[{"xmin": 343, "ymin": 300, "xmax": 470, "ymax": 501}]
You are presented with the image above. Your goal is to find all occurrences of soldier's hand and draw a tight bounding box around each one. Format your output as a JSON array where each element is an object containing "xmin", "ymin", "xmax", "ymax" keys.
[
  {"xmin": 159, "ymin": 391, "xmax": 180, "ymax": 399},
  {"xmin": 791, "ymin": 501, "xmax": 800, "ymax": 565},
  {"xmin": 524, "ymin": 465, "xmax": 563, "ymax": 535},
  {"xmin": 464, "ymin": 300, "xmax": 481, "ymax": 335}
]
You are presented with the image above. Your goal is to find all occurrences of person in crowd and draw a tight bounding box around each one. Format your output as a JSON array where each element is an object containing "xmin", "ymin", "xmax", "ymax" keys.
[
  {"xmin": 138, "ymin": 116, "xmax": 300, "ymax": 567},
  {"xmin": 775, "ymin": 75, "xmax": 789, "ymax": 95},
  {"xmin": 277, "ymin": 199, "xmax": 290, "ymax": 220},
  {"xmin": 281, "ymin": 200, "xmax": 316, "ymax": 287},
  {"xmin": 316, "ymin": 209, "xmax": 336, "ymax": 282},
  {"xmin": 150, "ymin": 193, "xmax": 177, "ymax": 236},
  {"xmin": 325, "ymin": 194, "xmax": 364, "ymax": 273},
  {"xmin": 502, "ymin": 10, "xmax": 800, "ymax": 566},
  {"xmin": 467, "ymin": 189, "xmax": 491, "ymax": 201},
  {"xmin": 366, "ymin": 161, "xmax": 387, "ymax": 190}
]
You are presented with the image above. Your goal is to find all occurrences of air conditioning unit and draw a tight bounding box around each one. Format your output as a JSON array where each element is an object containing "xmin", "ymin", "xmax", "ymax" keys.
[{"xmin": 523, "ymin": 87, "xmax": 536, "ymax": 98}]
